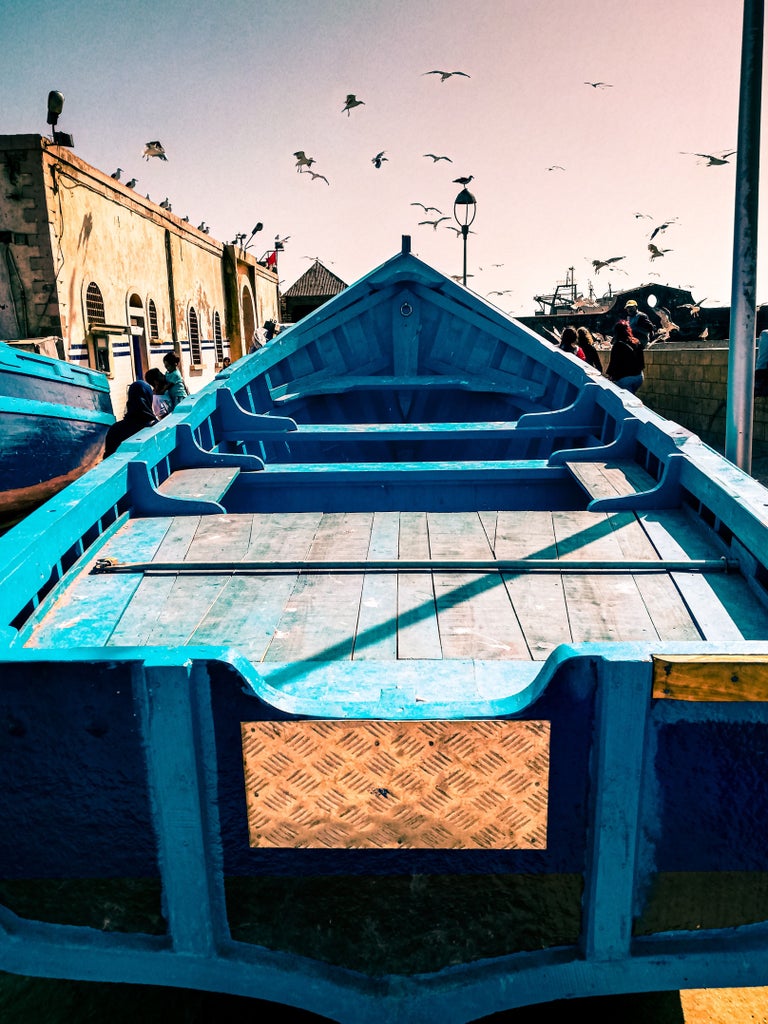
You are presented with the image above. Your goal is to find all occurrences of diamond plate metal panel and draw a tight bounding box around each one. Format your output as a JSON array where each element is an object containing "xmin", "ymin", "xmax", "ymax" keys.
[{"xmin": 241, "ymin": 720, "xmax": 549, "ymax": 849}]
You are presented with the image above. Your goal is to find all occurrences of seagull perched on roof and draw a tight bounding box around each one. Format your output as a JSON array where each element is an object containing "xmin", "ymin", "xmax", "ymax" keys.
[
  {"xmin": 423, "ymin": 153, "xmax": 453, "ymax": 162},
  {"xmin": 584, "ymin": 81, "xmax": 612, "ymax": 88},
  {"xmin": 143, "ymin": 141, "xmax": 167, "ymax": 161},
  {"xmin": 591, "ymin": 256, "xmax": 625, "ymax": 273},
  {"xmin": 160, "ymin": 197, "xmax": 172, "ymax": 211},
  {"xmin": 371, "ymin": 151, "xmax": 388, "ymax": 168},
  {"xmin": 681, "ymin": 150, "xmax": 737, "ymax": 166},
  {"xmin": 648, "ymin": 243, "xmax": 672, "ymax": 259},
  {"xmin": 453, "ymin": 174, "xmax": 474, "ymax": 186},
  {"xmin": 306, "ymin": 170, "xmax": 329, "ymax": 184},
  {"xmin": 293, "ymin": 150, "xmax": 315, "ymax": 171},
  {"xmin": 411, "ymin": 202, "xmax": 442, "ymax": 213},
  {"xmin": 423, "ymin": 70, "xmax": 470, "ymax": 82},
  {"xmin": 125, "ymin": 177, "xmax": 137, "ymax": 188},
  {"xmin": 419, "ymin": 217, "xmax": 450, "ymax": 230},
  {"xmin": 342, "ymin": 94, "xmax": 365, "ymax": 115},
  {"xmin": 110, "ymin": 168, "xmax": 122, "ymax": 180}
]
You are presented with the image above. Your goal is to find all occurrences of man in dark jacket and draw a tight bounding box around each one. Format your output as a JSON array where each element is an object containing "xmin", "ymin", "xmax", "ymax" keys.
[{"xmin": 623, "ymin": 299, "xmax": 655, "ymax": 349}]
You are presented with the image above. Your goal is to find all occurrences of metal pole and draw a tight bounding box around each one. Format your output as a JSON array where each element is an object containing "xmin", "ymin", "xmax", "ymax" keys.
[
  {"xmin": 461, "ymin": 225, "xmax": 469, "ymax": 285},
  {"xmin": 726, "ymin": 0, "xmax": 764, "ymax": 471}
]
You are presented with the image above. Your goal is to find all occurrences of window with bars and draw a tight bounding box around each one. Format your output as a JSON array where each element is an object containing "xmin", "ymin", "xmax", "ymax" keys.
[
  {"xmin": 213, "ymin": 311, "xmax": 223, "ymax": 364},
  {"xmin": 85, "ymin": 282, "xmax": 105, "ymax": 326},
  {"xmin": 148, "ymin": 298, "xmax": 159, "ymax": 341},
  {"xmin": 188, "ymin": 306, "xmax": 202, "ymax": 365},
  {"xmin": 85, "ymin": 282, "xmax": 110, "ymax": 373}
]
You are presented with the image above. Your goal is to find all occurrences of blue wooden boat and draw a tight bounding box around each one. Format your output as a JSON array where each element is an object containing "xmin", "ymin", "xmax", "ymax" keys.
[
  {"xmin": 0, "ymin": 340, "xmax": 114, "ymax": 525},
  {"xmin": 2, "ymin": 238, "xmax": 768, "ymax": 1021}
]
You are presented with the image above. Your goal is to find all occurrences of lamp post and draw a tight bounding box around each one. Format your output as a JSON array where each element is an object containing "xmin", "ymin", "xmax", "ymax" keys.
[{"xmin": 453, "ymin": 186, "xmax": 477, "ymax": 286}]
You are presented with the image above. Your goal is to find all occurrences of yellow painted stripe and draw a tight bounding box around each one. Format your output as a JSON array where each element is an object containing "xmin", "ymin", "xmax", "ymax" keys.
[{"xmin": 653, "ymin": 655, "xmax": 768, "ymax": 701}]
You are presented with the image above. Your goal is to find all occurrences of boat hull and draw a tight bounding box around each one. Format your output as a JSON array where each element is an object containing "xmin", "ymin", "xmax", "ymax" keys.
[
  {"xmin": 2, "ymin": 244, "xmax": 768, "ymax": 1019},
  {"xmin": 0, "ymin": 344, "xmax": 114, "ymax": 523}
]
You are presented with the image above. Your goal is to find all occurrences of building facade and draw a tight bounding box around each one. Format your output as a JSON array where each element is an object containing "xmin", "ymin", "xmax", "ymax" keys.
[{"xmin": 0, "ymin": 134, "xmax": 280, "ymax": 411}]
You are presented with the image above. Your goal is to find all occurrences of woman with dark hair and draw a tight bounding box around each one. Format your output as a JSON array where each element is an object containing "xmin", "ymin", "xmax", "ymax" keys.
[
  {"xmin": 103, "ymin": 380, "xmax": 157, "ymax": 457},
  {"xmin": 558, "ymin": 325, "xmax": 585, "ymax": 360},
  {"xmin": 576, "ymin": 326, "xmax": 603, "ymax": 372},
  {"xmin": 606, "ymin": 319, "xmax": 644, "ymax": 394}
]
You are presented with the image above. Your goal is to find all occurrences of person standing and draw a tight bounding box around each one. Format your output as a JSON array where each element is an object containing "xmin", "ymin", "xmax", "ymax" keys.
[
  {"xmin": 576, "ymin": 326, "xmax": 603, "ymax": 372},
  {"xmin": 162, "ymin": 351, "xmax": 189, "ymax": 410},
  {"xmin": 606, "ymin": 319, "xmax": 645, "ymax": 394},
  {"xmin": 623, "ymin": 299, "xmax": 655, "ymax": 349}
]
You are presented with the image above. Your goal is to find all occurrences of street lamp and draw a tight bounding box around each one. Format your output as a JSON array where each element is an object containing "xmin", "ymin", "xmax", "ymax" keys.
[{"xmin": 453, "ymin": 186, "xmax": 477, "ymax": 286}]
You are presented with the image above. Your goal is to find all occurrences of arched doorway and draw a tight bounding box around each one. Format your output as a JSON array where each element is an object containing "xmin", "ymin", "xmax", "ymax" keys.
[
  {"xmin": 241, "ymin": 283, "xmax": 256, "ymax": 352},
  {"xmin": 127, "ymin": 292, "xmax": 148, "ymax": 379}
]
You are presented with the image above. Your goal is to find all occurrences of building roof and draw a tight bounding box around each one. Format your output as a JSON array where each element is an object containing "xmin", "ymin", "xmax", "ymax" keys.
[{"xmin": 283, "ymin": 260, "xmax": 347, "ymax": 299}]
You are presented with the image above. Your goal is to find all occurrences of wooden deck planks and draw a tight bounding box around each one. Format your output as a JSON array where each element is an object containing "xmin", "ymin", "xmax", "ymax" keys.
[
  {"xmin": 553, "ymin": 510, "xmax": 660, "ymax": 643},
  {"xmin": 354, "ymin": 511, "xmax": 399, "ymax": 660},
  {"xmin": 428, "ymin": 511, "xmax": 529, "ymax": 659},
  {"xmin": 397, "ymin": 511, "xmax": 441, "ymax": 659},
  {"xmin": 26, "ymin": 517, "xmax": 174, "ymax": 648},
  {"xmin": 263, "ymin": 513, "xmax": 373, "ymax": 661},
  {"xmin": 27, "ymin": 506, "xmax": 767, "ymax": 663}
]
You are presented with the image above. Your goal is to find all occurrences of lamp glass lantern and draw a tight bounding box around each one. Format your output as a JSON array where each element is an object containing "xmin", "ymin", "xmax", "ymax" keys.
[{"xmin": 453, "ymin": 187, "xmax": 477, "ymax": 286}]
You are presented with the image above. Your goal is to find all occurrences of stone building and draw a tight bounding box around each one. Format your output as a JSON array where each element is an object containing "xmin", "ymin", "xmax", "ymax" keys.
[
  {"xmin": 0, "ymin": 134, "xmax": 280, "ymax": 410},
  {"xmin": 281, "ymin": 258, "xmax": 347, "ymax": 323}
]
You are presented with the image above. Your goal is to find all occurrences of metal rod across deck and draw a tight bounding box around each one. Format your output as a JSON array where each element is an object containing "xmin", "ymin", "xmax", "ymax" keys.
[{"xmin": 93, "ymin": 557, "xmax": 737, "ymax": 576}]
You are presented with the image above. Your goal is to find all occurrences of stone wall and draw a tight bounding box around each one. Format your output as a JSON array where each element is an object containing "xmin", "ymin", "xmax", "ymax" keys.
[{"xmin": 640, "ymin": 343, "xmax": 768, "ymax": 457}]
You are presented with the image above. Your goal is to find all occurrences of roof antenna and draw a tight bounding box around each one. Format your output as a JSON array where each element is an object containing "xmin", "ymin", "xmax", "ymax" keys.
[{"xmin": 402, "ymin": 235, "xmax": 411, "ymax": 254}]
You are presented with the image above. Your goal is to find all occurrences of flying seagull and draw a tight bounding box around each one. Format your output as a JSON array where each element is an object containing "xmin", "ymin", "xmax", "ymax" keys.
[
  {"xmin": 419, "ymin": 217, "xmax": 450, "ymax": 230},
  {"xmin": 423, "ymin": 153, "xmax": 453, "ymax": 162},
  {"xmin": 371, "ymin": 151, "xmax": 388, "ymax": 168},
  {"xmin": 143, "ymin": 141, "xmax": 167, "ymax": 161},
  {"xmin": 584, "ymin": 81, "xmax": 612, "ymax": 88},
  {"xmin": 110, "ymin": 168, "xmax": 122, "ymax": 180},
  {"xmin": 411, "ymin": 202, "xmax": 442, "ymax": 213},
  {"xmin": 677, "ymin": 298, "xmax": 707, "ymax": 317},
  {"xmin": 453, "ymin": 174, "xmax": 474, "ymax": 185},
  {"xmin": 546, "ymin": 165, "xmax": 565, "ymax": 171},
  {"xmin": 444, "ymin": 225, "xmax": 476, "ymax": 235},
  {"xmin": 342, "ymin": 94, "xmax": 365, "ymax": 115},
  {"xmin": 649, "ymin": 219, "xmax": 678, "ymax": 241},
  {"xmin": 125, "ymin": 178, "xmax": 137, "ymax": 188},
  {"xmin": 293, "ymin": 150, "xmax": 315, "ymax": 171},
  {"xmin": 634, "ymin": 211, "xmax": 653, "ymax": 219},
  {"xmin": 648, "ymin": 243, "xmax": 672, "ymax": 259},
  {"xmin": 487, "ymin": 289, "xmax": 513, "ymax": 296},
  {"xmin": 423, "ymin": 70, "xmax": 471, "ymax": 82},
  {"xmin": 681, "ymin": 150, "xmax": 737, "ymax": 166},
  {"xmin": 306, "ymin": 170, "xmax": 329, "ymax": 184},
  {"xmin": 591, "ymin": 256, "xmax": 625, "ymax": 273}
]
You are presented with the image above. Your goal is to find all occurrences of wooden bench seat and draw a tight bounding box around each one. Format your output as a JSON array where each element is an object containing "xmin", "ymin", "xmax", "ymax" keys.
[
  {"xmin": 565, "ymin": 460, "xmax": 657, "ymax": 500},
  {"xmin": 156, "ymin": 467, "xmax": 240, "ymax": 504}
]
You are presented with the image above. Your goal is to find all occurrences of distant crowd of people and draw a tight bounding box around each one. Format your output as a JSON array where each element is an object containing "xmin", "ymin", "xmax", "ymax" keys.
[
  {"xmin": 104, "ymin": 319, "xmax": 283, "ymax": 458},
  {"xmin": 555, "ymin": 297, "xmax": 653, "ymax": 396},
  {"xmin": 103, "ymin": 350, "xmax": 190, "ymax": 458}
]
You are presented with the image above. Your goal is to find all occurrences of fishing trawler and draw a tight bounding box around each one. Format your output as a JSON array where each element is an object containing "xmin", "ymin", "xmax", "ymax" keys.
[{"xmin": 1, "ymin": 238, "xmax": 768, "ymax": 1022}]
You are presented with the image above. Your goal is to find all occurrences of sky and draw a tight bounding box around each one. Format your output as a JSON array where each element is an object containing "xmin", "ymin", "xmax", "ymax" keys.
[{"xmin": 1, "ymin": 0, "xmax": 762, "ymax": 316}]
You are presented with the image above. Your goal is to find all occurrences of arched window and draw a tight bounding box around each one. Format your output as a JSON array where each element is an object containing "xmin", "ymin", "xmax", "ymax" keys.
[
  {"xmin": 213, "ymin": 311, "xmax": 224, "ymax": 364},
  {"xmin": 147, "ymin": 298, "xmax": 159, "ymax": 341},
  {"xmin": 85, "ymin": 282, "xmax": 105, "ymax": 326},
  {"xmin": 241, "ymin": 284, "xmax": 256, "ymax": 350},
  {"xmin": 188, "ymin": 306, "xmax": 202, "ymax": 365},
  {"xmin": 85, "ymin": 282, "xmax": 109, "ymax": 372}
]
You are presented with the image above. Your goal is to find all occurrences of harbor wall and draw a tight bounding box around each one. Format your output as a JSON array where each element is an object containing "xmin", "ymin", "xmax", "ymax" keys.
[{"xmin": 642, "ymin": 343, "xmax": 768, "ymax": 455}]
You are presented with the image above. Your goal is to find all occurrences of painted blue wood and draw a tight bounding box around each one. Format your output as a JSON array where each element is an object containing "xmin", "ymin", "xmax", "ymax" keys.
[
  {"xmin": 587, "ymin": 453, "xmax": 685, "ymax": 511},
  {"xmin": 2, "ymin": 245, "xmax": 768, "ymax": 1017}
]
